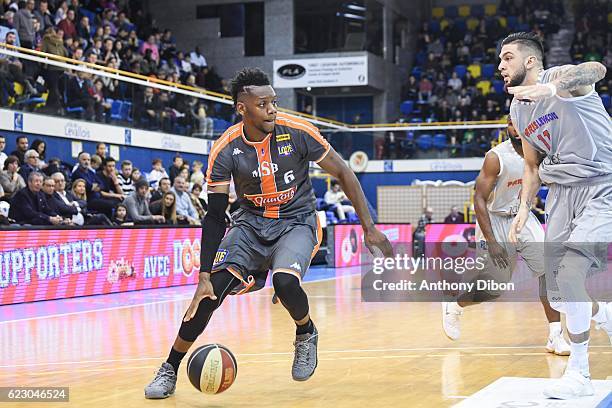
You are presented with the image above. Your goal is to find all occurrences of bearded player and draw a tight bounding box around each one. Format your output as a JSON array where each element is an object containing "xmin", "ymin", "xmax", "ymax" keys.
[
  {"xmin": 442, "ymin": 116, "xmax": 570, "ymax": 357},
  {"xmin": 499, "ymin": 32, "xmax": 612, "ymax": 399},
  {"xmin": 144, "ymin": 68, "xmax": 393, "ymax": 399}
]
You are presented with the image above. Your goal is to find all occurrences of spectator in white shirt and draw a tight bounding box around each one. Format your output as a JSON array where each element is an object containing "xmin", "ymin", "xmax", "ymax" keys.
[
  {"xmin": 324, "ymin": 180, "xmax": 356, "ymax": 222},
  {"xmin": 189, "ymin": 46, "xmax": 207, "ymax": 68},
  {"xmin": 447, "ymin": 71, "xmax": 463, "ymax": 92},
  {"xmin": 147, "ymin": 158, "xmax": 168, "ymax": 189},
  {"xmin": 190, "ymin": 160, "xmax": 204, "ymax": 187}
]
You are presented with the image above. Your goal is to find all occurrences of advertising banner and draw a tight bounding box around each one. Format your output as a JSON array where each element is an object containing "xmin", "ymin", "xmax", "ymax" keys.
[
  {"xmin": 0, "ymin": 228, "xmax": 202, "ymax": 305},
  {"xmin": 333, "ymin": 224, "xmax": 412, "ymax": 268},
  {"xmin": 273, "ymin": 56, "xmax": 368, "ymax": 88}
]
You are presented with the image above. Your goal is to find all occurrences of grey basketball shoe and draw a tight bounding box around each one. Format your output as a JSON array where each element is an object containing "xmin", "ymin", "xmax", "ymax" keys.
[
  {"xmin": 144, "ymin": 362, "xmax": 177, "ymax": 399},
  {"xmin": 292, "ymin": 324, "xmax": 318, "ymax": 381}
]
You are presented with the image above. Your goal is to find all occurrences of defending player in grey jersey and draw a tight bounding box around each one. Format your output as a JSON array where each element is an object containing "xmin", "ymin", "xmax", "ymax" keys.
[{"xmin": 499, "ymin": 31, "xmax": 612, "ymax": 401}]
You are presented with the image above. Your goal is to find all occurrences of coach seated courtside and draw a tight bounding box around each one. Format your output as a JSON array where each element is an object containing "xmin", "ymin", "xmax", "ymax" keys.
[{"xmin": 9, "ymin": 172, "xmax": 62, "ymax": 225}]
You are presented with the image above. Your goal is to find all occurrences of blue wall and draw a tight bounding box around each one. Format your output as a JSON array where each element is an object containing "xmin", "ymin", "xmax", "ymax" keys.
[{"xmin": 1, "ymin": 131, "xmax": 205, "ymax": 171}]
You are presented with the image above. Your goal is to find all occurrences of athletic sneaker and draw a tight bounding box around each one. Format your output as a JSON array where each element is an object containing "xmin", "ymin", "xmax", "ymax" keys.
[
  {"xmin": 545, "ymin": 331, "xmax": 571, "ymax": 356},
  {"xmin": 543, "ymin": 369, "xmax": 594, "ymax": 399},
  {"xmin": 144, "ymin": 362, "xmax": 177, "ymax": 399},
  {"xmin": 442, "ymin": 302, "xmax": 462, "ymax": 340},
  {"xmin": 292, "ymin": 325, "xmax": 318, "ymax": 381},
  {"xmin": 595, "ymin": 302, "xmax": 612, "ymax": 345}
]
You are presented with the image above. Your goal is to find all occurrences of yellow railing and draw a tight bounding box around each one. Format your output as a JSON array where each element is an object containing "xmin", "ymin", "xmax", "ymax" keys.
[{"xmin": 0, "ymin": 43, "xmax": 507, "ymax": 131}]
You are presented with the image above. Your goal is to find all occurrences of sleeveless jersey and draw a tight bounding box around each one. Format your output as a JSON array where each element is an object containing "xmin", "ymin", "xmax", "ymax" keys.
[
  {"xmin": 206, "ymin": 112, "xmax": 331, "ymax": 219},
  {"xmin": 486, "ymin": 139, "xmax": 524, "ymax": 216},
  {"xmin": 509, "ymin": 66, "xmax": 612, "ymax": 186}
]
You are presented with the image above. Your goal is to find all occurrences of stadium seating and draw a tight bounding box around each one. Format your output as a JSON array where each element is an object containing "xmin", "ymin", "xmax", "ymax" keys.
[
  {"xmin": 482, "ymin": 64, "xmax": 495, "ymax": 79},
  {"xmin": 454, "ymin": 65, "xmax": 467, "ymax": 78},
  {"xmin": 416, "ymin": 134, "xmax": 433, "ymax": 151},
  {"xmin": 433, "ymin": 134, "xmax": 448, "ymax": 150},
  {"xmin": 400, "ymin": 100, "xmax": 414, "ymax": 116}
]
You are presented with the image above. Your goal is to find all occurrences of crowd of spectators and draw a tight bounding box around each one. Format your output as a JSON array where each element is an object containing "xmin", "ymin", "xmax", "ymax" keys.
[
  {"xmin": 390, "ymin": 0, "xmax": 568, "ymax": 159},
  {"xmin": 0, "ymin": 0, "xmax": 231, "ymax": 136},
  {"xmin": 0, "ymin": 135, "xmax": 227, "ymax": 227},
  {"xmin": 570, "ymin": 0, "xmax": 611, "ymax": 111}
]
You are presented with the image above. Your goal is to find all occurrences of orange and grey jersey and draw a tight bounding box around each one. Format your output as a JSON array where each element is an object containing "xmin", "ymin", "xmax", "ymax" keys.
[{"xmin": 205, "ymin": 112, "xmax": 331, "ymax": 219}]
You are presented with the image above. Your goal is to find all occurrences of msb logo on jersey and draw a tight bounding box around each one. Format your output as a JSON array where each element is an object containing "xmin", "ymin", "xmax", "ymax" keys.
[
  {"xmin": 244, "ymin": 186, "xmax": 297, "ymax": 208},
  {"xmin": 252, "ymin": 161, "xmax": 278, "ymax": 178}
]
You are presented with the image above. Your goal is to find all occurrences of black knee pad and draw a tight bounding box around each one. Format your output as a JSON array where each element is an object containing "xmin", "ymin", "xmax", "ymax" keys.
[
  {"xmin": 272, "ymin": 272, "xmax": 309, "ymax": 321},
  {"xmin": 272, "ymin": 272, "xmax": 300, "ymax": 294}
]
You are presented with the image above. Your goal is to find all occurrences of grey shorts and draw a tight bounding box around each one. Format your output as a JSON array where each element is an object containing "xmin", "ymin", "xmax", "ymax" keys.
[
  {"xmin": 545, "ymin": 182, "xmax": 612, "ymax": 269},
  {"xmin": 211, "ymin": 209, "xmax": 322, "ymax": 295},
  {"xmin": 543, "ymin": 182, "xmax": 612, "ymax": 300},
  {"xmin": 476, "ymin": 211, "xmax": 545, "ymax": 285}
]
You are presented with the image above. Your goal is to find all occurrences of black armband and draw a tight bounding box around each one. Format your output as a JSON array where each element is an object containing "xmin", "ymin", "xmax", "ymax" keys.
[{"xmin": 199, "ymin": 193, "xmax": 229, "ymax": 273}]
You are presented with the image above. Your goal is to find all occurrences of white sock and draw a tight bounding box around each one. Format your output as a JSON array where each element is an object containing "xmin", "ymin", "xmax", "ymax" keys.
[
  {"xmin": 567, "ymin": 340, "xmax": 590, "ymax": 377},
  {"xmin": 549, "ymin": 321, "xmax": 562, "ymax": 337},
  {"xmin": 453, "ymin": 302, "xmax": 463, "ymax": 312},
  {"xmin": 592, "ymin": 302, "xmax": 607, "ymax": 324}
]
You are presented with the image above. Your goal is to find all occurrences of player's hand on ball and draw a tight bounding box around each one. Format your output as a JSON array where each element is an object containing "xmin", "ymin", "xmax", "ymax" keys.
[
  {"xmin": 184, "ymin": 273, "xmax": 217, "ymax": 322},
  {"xmin": 364, "ymin": 226, "xmax": 394, "ymax": 258},
  {"xmin": 488, "ymin": 241, "xmax": 510, "ymax": 270},
  {"xmin": 509, "ymin": 206, "xmax": 529, "ymax": 244},
  {"xmin": 507, "ymin": 83, "xmax": 556, "ymax": 100}
]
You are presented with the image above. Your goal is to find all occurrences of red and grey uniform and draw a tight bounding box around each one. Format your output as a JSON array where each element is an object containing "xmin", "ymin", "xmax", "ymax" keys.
[{"xmin": 205, "ymin": 112, "xmax": 328, "ymax": 293}]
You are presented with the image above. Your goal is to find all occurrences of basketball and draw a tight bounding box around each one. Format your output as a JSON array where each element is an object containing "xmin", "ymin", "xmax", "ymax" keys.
[{"xmin": 186, "ymin": 344, "xmax": 237, "ymax": 394}]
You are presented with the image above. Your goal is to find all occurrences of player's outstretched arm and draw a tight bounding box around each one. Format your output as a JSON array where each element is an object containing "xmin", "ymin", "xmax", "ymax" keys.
[
  {"xmin": 474, "ymin": 153, "xmax": 509, "ymax": 269},
  {"xmin": 509, "ymin": 138, "xmax": 541, "ymax": 243},
  {"xmin": 508, "ymin": 62, "xmax": 606, "ymax": 99},
  {"xmin": 549, "ymin": 62, "xmax": 606, "ymax": 97},
  {"xmin": 184, "ymin": 184, "xmax": 229, "ymax": 321},
  {"xmin": 318, "ymin": 148, "xmax": 393, "ymax": 258}
]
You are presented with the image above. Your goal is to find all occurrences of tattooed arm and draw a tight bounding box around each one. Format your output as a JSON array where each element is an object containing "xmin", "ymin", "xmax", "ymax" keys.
[
  {"xmin": 508, "ymin": 62, "xmax": 606, "ymax": 100},
  {"xmin": 549, "ymin": 62, "xmax": 607, "ymax": 97}
]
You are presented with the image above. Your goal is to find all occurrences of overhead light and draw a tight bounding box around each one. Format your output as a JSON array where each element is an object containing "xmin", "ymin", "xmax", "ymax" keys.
[
  {"xmin": 336, "ymin": 12, "xmax": 366, "ymax": 20},
  {"xmin": 346, "ymin": 4, "xmax": 366, "ymax": 12}
]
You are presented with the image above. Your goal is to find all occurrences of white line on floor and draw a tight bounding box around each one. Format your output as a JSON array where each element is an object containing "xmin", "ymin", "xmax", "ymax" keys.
[{"xmin": 1, "ymin": 345, "xmax": 610, "ymax": 369}]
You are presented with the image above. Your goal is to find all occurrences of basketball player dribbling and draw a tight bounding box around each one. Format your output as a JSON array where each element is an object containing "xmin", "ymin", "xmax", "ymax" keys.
[
  {"xmin": 499, "ymin": 32, "xmax": 612, "ymax": 399},
  {"xmin": 442, "ymin": 116, "xmax": 570, "ymax": 357},
  {"xmin": 144, "ymin": 68, "xmax": 393, "ymax": 399}
]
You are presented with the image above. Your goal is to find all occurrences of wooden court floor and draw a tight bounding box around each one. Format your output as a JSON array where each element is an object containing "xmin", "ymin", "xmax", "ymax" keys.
[{"xmin": 1, "ymin": 272, "xmax": 611, "ymax": 407}]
